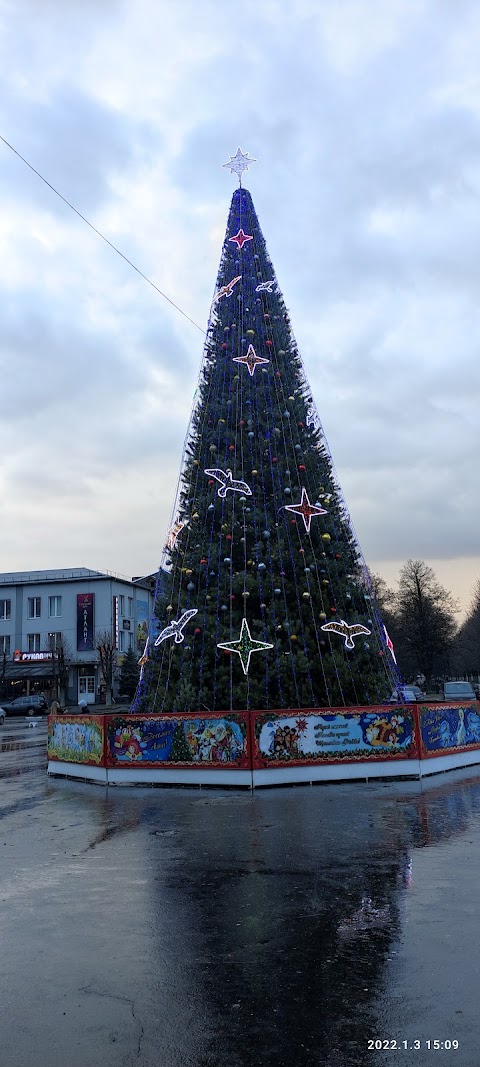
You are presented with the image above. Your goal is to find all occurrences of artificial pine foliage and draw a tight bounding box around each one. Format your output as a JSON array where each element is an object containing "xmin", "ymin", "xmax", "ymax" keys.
[{"xmin": 134, "ymin": 186, "xmax": 401, "ymax": 714}]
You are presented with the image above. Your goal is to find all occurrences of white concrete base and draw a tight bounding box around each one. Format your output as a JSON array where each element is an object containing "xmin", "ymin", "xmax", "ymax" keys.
[
  {"xmin": 419, "ymin": 749, "xmax": 480, "ymax": 777},
  {"xmin": 47, "ymin": 750, "xmax": 480, "ymax": 788},
  {"xmin": 106, "ymin": 766, "xmax": 253, "ymax": 787},
  {"xmin": 47, "ymin": 760, "xmax": 108, "ymax": 783},
  {"xmin": 252, "ymin": 759, "xmax": 421, "ymax": 787}
]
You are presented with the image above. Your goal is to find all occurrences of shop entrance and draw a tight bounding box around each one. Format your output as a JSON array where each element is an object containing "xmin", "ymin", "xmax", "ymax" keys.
[{"xmin": 78, "ymin": 676, "xmax": 96, "ymax": 704}]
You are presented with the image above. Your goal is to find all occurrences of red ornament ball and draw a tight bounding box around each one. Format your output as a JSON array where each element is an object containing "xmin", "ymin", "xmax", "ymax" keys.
[
  {"xmin": 298, "ymin": 422, "xmax": 304, "ymax": 428},
  {"xmin": 272, "ymin": 457, "xmax": 278, "ymax": 463},
  {"xmin": 299, "ymin": 464, "xmax": 306, "ymax": 471},
  {"xmin": 194, "ymin": 628, "xmax": 201, "ymax": 635},
  {"xmin": 200, "ymin": 558, "xmax": 207, "ymax": 565},
  {"xmin": 266, "ymin": 340, "xmax": 273, "ymax": 346},
  {"xmin": 330, "ymin": 606, "xmax": 336, "ymax": 613},
  {"xmin": 226, "ymin": 534, "xmax": 232, "ymax": 541},
  {"xmin": 229, "ymin": 445, "xmax": 235, "ymax": 451},
  {"xmin": 276, "ymin": 371, "xmax": 281, "ymax": 378},
  {"xmin": 290, "ymin": 519, "xmax": 297, "ymax": 525},
  {"xmin": 221, "ymin": 342, "xmax": 227, "ymax": 349},
  {"xmin": 208, "ymin": 480, "xmax": 215, "ymax": 486}
]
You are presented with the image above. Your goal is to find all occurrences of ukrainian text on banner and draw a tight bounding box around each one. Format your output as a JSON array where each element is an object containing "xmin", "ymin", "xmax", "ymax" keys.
[
  {"xmin": 419, "ymin": 703, "xmax": 480, "ymax": 757},
  {"xmin": 106, "ymin": 714, "xmax": 249, "ymax": 767},
  {"xmin": 48, "ymin": 715, "xmax": 104, "ymax": 766},
  {"xmin": 253, "ymin": 707, "xmax": 417, "ymax": 766}
]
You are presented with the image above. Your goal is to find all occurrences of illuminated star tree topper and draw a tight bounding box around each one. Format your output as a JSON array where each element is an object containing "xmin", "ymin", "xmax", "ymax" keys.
[
  {"xmin": 217, "ymin": 618, "xmax": 274, "ymax": 675},
  {"xmin": 222, "ymin": 147, "xmax": 257, "ymax": 185}
]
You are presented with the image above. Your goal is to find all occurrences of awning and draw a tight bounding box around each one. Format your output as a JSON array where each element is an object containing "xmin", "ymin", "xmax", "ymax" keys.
[{"xmin": 2, "ymin": 663, "xmax": 56, "ymax": 680}]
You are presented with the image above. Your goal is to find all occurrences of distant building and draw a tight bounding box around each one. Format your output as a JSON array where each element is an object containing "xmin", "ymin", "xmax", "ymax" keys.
[{"xmin": 0, "ymin": 568, "xmax": 156, "ymax": 705}]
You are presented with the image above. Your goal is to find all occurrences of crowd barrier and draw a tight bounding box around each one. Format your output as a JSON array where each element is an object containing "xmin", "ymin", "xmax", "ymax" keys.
[{"xmin": 47, "ymin": 701, "xmax": 480, "ymax": 788}]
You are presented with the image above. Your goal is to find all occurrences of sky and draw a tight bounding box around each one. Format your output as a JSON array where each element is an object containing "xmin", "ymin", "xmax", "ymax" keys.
[{"xmin": 0, "ymin": 0, "xmax": 479, "ymax": 617}]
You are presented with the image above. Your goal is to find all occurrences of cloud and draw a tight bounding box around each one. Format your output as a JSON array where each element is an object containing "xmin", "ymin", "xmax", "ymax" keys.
[{"xmin": 0, "ymin": 0, "xmax": 479, "ymax": 613}]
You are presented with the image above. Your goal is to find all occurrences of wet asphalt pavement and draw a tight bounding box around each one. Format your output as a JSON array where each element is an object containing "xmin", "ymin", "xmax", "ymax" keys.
[{"xmin": 0, "ymin": 721, "xmax": 479, "ymax": 1067}]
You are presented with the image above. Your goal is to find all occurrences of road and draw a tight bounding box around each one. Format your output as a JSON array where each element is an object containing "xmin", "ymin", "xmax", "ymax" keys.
[{"xmin": 0, "ymin": 717, "xmax": 479, "ymax": 1066}]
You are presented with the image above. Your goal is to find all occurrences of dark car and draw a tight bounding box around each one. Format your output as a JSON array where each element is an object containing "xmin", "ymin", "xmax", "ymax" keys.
[{"xmin": 0, "ymin": 694, "xmax": 49, "ymax": 717}]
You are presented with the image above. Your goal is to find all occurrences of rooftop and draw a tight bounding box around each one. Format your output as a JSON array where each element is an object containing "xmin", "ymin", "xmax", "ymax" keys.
[{"xmin": 0, "ymin": 567, "xmax": 154, "ymax": 587}]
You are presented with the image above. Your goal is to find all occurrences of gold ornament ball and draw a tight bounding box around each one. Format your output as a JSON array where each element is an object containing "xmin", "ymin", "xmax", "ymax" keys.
[
  {"xmin": 166, "ymin": 605, "xmax": 173, "ymax": 613},
  {"xmin": 185, "ymin": 569, "xmax": 193, "ymax": 575},
  {"xmin": 193, "ymin": 459, "xmax": 199, "ymax": 466},
  {"xmin": 290, "ymin": 634, "xmax": 298, "ymax": 641},
  {"xmin": 319, "ymin": 612, "xmax": 327, "ymax": 620},
  {"xmin": 302, "ymin": 592, "xmax": 310, "ymax": 599},
  {"xmin": 321, "ymin": 533, "xmax": 331, "ymax": 542},
  {"xmin": 247, "ymin": 329, "xmax": 255, "ymax": 336},
  {"xmin": 192, "ymin": 512, "xmax": 199, "ymax": 520},
  {"xmin": 251, "ymin": 469, "xmax": 258, "ymax": 476}
]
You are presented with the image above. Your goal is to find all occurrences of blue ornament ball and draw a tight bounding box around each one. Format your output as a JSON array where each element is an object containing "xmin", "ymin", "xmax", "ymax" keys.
[{"xmin": 187, "ymin": 582, "xmax": 195, "ymax": 592}]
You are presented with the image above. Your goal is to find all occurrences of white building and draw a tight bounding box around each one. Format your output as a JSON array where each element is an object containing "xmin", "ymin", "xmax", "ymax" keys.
[{"xmin": 0, "ymin": 567, "xmax": 155, "ymax": 705}]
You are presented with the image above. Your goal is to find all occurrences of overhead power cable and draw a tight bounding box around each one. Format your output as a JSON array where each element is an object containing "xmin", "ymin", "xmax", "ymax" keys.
[{"xmin": 0, "ymin": 133, "xmax": 205, "ymax": 334}]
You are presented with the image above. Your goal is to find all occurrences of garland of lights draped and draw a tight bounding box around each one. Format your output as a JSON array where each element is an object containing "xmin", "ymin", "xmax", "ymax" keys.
[{"xmin": 133, "ymin": 150, "xmax": 401, "ymax": 714}]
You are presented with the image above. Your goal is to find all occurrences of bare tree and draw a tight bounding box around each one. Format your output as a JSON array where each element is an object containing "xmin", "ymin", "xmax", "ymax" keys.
[
  {"xmin": 50, "ymin": 636, "xmax": 74, "ymax": 705},
  {"xmin": 394, "ymin": 560, "xmax": 458, "ymax": 683},
  {"xmin": 453, "ymin": 579, "xmax": 480, "ymax": 678},
  {"xmin": 95, "ymin": 630, "xmax": 117, "ymax": 705}
]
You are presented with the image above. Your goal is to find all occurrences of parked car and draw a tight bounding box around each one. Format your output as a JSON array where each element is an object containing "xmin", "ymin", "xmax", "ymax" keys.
[
  {"xmin": 0, "ymin": 707, "xmax": 5, "ymax": 724},
  {"xmin": 389, "ymin": 685, "xmax": 426, "ymax": 703},
  {"xmin": 1, "ymin": 694, "xmax": 49, "ymax": 717},
  {"xmin": 443, "ymin": 681, "xmax": 476, "ymax": 701}
]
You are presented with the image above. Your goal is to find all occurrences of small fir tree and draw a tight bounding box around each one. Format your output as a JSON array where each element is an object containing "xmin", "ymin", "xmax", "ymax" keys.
[
  {"xmin": 134, "ymin": 174, "xmax": 400, "ymax": 714},
  {"xmin": 118, "ymin": 647, "xmax": 141, "ymax": 698}
]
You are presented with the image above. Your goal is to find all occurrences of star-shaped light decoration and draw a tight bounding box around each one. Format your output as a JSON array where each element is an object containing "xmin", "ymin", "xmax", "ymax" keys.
[
  {"xmin": 214, "ymin": 275, "xmax": 242, "ymax": 302},
  {"xmin": 229, "ymin": 229, "xmax": 253, "ymax": 250},
  {"xmin": 166, "ymin": 517, "xmax": 186, "ymax": 550},
  {"xmin": 222, "ymin": 147, "xmax": 256, "ymax": 184},
  {"xmin": 383, "ymin": 625, "xmax": 397, "ymax": 664},
  {"xmin": 233, "ymin": 343, "xmax": 270, "ymax": 377},
  {"xmin": 284, "ymin": 487, "xmax": 327, "ymax": 533},
  {"xmin": 320, "ymin": 619, "xmax": 372, "ymax": 650},
  {"xmin": 217, "ymin": 617, "xmax": 273, "ymax": 675}
]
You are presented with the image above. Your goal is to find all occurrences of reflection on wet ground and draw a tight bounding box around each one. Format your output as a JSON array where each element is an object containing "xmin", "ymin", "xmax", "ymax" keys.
[{"xmin": 0, "ymin": 724, "xmax": 479, "ymax": 1065}]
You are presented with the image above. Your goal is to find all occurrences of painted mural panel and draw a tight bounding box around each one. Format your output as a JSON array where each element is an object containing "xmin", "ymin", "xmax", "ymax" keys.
[
  {"xmin": 107, "ymin": 715, "xmax": 248, "ymax": 766},
  {"xmin": 254, "ymin": 708, "xmax": 416, "ymax": 765},
  {"xmin": 48, "ymin": 716, "xmax": 104, "ymax": 765},
  {"xmin": 420, "ymin": 704, "xmax": 480, "ymax": 756}
]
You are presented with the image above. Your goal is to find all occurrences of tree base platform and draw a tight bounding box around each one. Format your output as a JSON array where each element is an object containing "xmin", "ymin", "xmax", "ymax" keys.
[{"xmin": 47, "ymin": 701, "xmax": 480, "ymax": 788}]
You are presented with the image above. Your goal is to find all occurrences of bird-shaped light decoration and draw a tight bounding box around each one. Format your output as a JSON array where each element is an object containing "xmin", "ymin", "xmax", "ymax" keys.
[
  {"xmin": 320, "ymin": 619, "xmax": 371, "ymax": 650},
  {"xmin": 214, "ymin": 275, "xmax": 242, "ymax": 302},
  {"xmin": 154, "ymin": 609, "xmax": 198, "ymax": 647},
  {"xmin": 204, "ymin": 468, "xmax": 252, "ymax": 498}
]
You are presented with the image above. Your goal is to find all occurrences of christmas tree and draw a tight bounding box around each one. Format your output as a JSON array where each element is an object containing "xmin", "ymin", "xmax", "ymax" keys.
[{"xmin": 134, "ymin": 150, "xmax": 400, "ymax": 715}]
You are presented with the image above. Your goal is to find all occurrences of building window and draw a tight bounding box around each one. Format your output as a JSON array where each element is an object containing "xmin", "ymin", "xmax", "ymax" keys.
[
  {"xmin": 118, "ymin": 630, "xmax": 125, "ymax": 652},
  {"xmin": 27, "ymin": 633, "xmax": 41, "ymax": 652},
  {"xmin": 48, "ymin": 595, "xmax": 62, "ymax": 618},
  {"xmin": 0, "ymin": 635, "xmax": 10, "ymax": 655},
  {"xmin": 48, "ymin": 632, "xmax": 63, "ymax": 651},
  {"xmin": 128, "ymin": 631, "xmax": 134, "ymax": 650},
  {"xmin": 0, "ymin": 599, "xmax": 11, "ymax": 621},
  {"xmin": 128, "ymin": 597, "xmax": 133, "ymax": 618},
  {"xmin": 119, "ymin": 594, "xmax": 125, "ymax": 616},
  {"xmin": 27, "ymin": 597, "xmax": 41, "ymax": 619}
]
